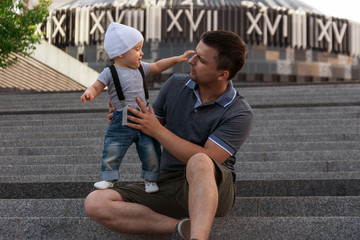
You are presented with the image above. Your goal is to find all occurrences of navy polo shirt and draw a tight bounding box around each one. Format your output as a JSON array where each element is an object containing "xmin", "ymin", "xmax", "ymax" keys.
[{"xmin": 152, "ymin": 73, "xmax": 253, "ymax": 181}]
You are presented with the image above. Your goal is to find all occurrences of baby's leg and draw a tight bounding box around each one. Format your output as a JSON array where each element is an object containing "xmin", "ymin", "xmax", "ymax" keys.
[{"xmin": 136, "ymin": 132, "xmax": 161, "ymax": 193}]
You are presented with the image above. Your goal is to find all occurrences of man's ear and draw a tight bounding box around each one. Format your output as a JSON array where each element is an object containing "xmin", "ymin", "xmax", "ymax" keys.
[{"xmin": 217, "ymin": 70, "xmax": 230, "ymax": 81}]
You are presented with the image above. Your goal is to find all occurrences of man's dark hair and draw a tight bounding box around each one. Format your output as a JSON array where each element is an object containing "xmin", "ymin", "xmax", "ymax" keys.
[{"xmin": 200, "ymin": 30, "xmax": 247, "ymax": 80}]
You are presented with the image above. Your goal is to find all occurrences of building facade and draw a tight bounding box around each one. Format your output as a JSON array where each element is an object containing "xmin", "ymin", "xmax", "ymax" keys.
[{"xmin": 38, "ymin": 0, "xmax": 360, "ymax": 85}]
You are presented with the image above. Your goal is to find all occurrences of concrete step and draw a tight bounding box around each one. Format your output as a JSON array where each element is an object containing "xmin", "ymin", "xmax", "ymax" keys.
[
  {"xmin": 246, "ymin": 133, "xmax": 360, "ymax": 143},
  {"xmin": 2, "ymin": 106, "xmax": 357, "ymax": 122},
  {"xmin": 0, "ymin": 145, "xmax": 102, "ymax": 156},
  {"xmin": 237, "ymin": 150, "xmax": 360, "ymax": 161},
  {"xmin": 0, "ymin": 112, "xmax": 104, "ymax": 120},
  {"xmin": 2, "ymin": 102, "xmax": 358, "ymax": 115},
  {"xmin": 0, "ymin": 138, "xmax": 104, "ymax": 147},
  {"xmin": 1, "ymin": 106, "xmax": 358, "ymax": 122},
  {"xmin": 0, "ymin": 84, "xmax": 358, "ymax": 240},
  {"xmin": 246, "ymin": 95, "xmax": 360, "ymax": 105},
  {"xmin": 0, "ymin": 124, "xmax": 107, "ymax": 134},
  {"xmin": 2, "ymin": 105, "xmax": 358, "ymax": 119},
  {"xmin": 4, "ymin": 91, "xmax": 355, "ymax": 109},
  {"xmin": 2, "ymin": 179, "xmax": 360, "ymax": 199},
  {"xmin": 1, "ymin": 85, "xmax": 359, "ymax": 113},
  {"xmin": 0, "ymin": 124, "xmax": 356, "ymax": 135},
  {"xmin": 0, "ymin": 146, "xmax": 358, "ymax": 163},
  {"xmin": 0, "ymin": 161, "xmax": 360, "ymax": 182},
  {"xmin": 236, "ymin": 172, "xmax": 360, "ymax": 180},
  {"xmin": 0, "ymin": 148, "xmax": 358, "ymax": 164},
  {"xmin": 0, "ymin": 131, "xmax": 106, "ymax": 140},
  {"xmin": 232, "ymin": 196, "xmax": 360, "ymax": 217},
  {"xmin": 0, "ymin": 118, "xmax": 109, "ymax": 127},
  {"xmin": 0, "ymin": 164, "xmax": 146, "ymax": 178},
  {"xmin": 3, "ymin": 169, "xmax": 360, "ymax": 185},
  {"xmin": 2, "ymin": 155, "xmax": 360, "ymax": 180},
  {"xmin": 250, "ymin": 126, "xmax": 358, "ymax": 134},
  {"xmin": 252, "ymin": 105, "xmax": 360, "ymax": 114},
  {"xmin": 0, "ymin": 141, "xmax": 358, "ymax": 155},
  {"xmin": 2, "ymin": 152, "xmax": 359, "ymax": 166},
  {"xmin": 236, "ymin": 160, "xmax": 360, "ymax": 173},
  {"xmin": 2, "ymin": 116, "xmax": 359, "ymax": 128},
  {"xmin": 236, "ymin": 179, "xmax": 360, "ymax": 197},
  {"xmin": 241, "ymin": 141, "xmax": 359, "ymax": 152},
  {"xmin": 1, "ymin": 108, "xmax": 359, "ymax": 120},
  {"xmin": 1, "ymin": 167, "xmax": 360, "ymax": 183},
  {"xmin": 1, "ymin": 84, "xmax": 359, "ymax": 103},
  {"xmin": 0, "ymin": 154, "xmax": 102, "ymax": 165},
  {"xmin": 2, "ymin": 169, "xmax": 360, "ymax": 183},
  {"xmin": 0, "ymin": 92, "xmax": 129, "ymax": 112},
  {"xmin": 1, "ymin": 131, "xmax": 359, "ymax": 144},
  {"xmin": 2, "ymin": 196, "xmax": 360, "ymax": 218},
  {"xmin": 2, "ymin": 160, "xmax": 360, "ymax": 180},
  {"xmin": 1, "ymin": 216, "xmax": 360, "ymax": 240},
  {"xmin": 1, "ymin": 132, "xmax": 359, "ymax": 144},
  {"xmin": 252, "ymin": 118, "xmax": 359, "ymax": 127},
  {"xmin": 253, "ymin": 110, "xmax": 360, "ymax": 120}
]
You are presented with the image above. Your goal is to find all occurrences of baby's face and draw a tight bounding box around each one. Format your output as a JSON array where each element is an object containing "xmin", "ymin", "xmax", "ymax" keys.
[{"xmin": 121, "ymin": 40, "xmax": 144, "ymax": 69}]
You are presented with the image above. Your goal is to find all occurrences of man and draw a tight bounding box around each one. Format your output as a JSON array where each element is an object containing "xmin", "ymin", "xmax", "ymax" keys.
[{"xmin": 84, "ymin": 30, "xmax": 253, "ymax": 240}]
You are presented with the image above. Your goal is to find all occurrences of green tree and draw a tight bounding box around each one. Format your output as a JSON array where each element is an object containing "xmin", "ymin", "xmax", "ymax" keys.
[{"xmin": 0, "ymin": 0, "xmax": 50, "ymax": 69}]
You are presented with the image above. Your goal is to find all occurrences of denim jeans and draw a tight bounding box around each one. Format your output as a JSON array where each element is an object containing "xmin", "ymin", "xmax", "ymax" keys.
[{"xmin": 100, "ymin": 111, "xmax": 161, "ymax": 182}]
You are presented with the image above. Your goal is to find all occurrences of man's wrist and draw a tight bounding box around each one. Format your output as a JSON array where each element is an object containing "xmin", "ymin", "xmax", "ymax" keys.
[{"xmin": 152, "ymin": 124, "xmax": 166, "ymax": 141}]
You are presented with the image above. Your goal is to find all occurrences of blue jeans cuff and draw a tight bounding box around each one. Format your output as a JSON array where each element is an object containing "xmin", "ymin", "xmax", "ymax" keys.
[
  {"xmin": 100, "ymin": 170, "xmax": 120, "ymax": 181},
  {"xmin": 141, "ymin": 171, "xmax": 159, "ymax": 181}
]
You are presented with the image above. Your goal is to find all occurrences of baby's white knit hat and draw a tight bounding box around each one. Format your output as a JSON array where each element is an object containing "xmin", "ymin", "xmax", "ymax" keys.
[{"xmin": 104, "ymin": 22, "xmax": 144, "ymax": 59}]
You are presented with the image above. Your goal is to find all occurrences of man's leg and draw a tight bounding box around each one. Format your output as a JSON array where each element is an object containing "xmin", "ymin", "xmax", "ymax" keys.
[
  {"xmin": 84, "ymin": 189, "xmax": 179, "ymax": 234},
  {"xmin": 186, "ymin": 153, "xmax": 218, "ymax": 240}
]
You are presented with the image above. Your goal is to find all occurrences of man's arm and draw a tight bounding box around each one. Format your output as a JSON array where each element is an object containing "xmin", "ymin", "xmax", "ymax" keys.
[
  {"xmin": 126, "ymin": 98, "xmax": 231, "ymax": 164},
  {"xmin": 149, "ymin": 50, "xmax": 195, "ymax": 75}
]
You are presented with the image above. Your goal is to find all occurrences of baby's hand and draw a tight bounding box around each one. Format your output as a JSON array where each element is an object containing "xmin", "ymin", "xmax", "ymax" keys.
[
  {"xmin": 80, "ymin": 91, "xmax": 94, "ymax": 103},
  {"xmin": 178, "ymin": 50, "xmax": 196, "ymax": 63}
]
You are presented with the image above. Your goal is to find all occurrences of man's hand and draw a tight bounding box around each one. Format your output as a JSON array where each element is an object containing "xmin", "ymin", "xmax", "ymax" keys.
[
  {"xmin": 126, "ymin": 98, "xmax": 163, "ymax": 138},
  {"xmin": 107, "ymin": 101, "xmax": 116, "ymax": 124}
]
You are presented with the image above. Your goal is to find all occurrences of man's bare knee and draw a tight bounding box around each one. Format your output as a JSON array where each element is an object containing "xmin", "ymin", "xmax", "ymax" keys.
[
  {"xmin": 186, "ymin": 153, "xmax": 215, "ymax": 180},
  {"xmin": 187, "ymin": 153, "xmax": 213, "ymax": 169},
  {"xmin": 85, "ymin": 190, "xmax": 102, "ymax": 219},
  {"xmin": 84, "ymin": 189, "xmax": 123, "ymax": 220}
]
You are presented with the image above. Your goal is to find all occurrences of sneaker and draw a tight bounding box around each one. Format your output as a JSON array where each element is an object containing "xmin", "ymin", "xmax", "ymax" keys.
[
  {"xmin": 172, "ymin": 218, "xmax": 191, "ymax": 240},
  {"xmin": 94, "ymin": 181, "xmax": 114, "ymax": 189},
  {"xmin": 145, "ymin": 181, "xmax": 159, "ymax": 193}
]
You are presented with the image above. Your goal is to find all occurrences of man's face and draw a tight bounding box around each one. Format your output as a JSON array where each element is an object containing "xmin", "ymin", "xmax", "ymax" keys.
[{"xmin": 188, "ymin": 40, "xmax": 220, "ymax": 84}]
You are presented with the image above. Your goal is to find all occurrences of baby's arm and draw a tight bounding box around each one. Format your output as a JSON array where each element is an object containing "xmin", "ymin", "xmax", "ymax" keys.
[
  {"xmin": 149, "ymin": 50, "xmax": 195, "ymax": 74},
  {"xmin": 80, "ymin": 80, "xmax": 106, "ymax": 103}
]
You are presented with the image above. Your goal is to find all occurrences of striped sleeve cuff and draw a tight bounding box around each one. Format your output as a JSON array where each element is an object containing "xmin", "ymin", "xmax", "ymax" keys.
[{"xmin": 208, "ymin": 134, "xmax": 236, "ymax": 156}]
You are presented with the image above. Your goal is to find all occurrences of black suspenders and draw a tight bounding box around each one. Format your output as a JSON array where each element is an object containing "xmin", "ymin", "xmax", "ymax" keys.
[{"xmin": 108, "ymin": 64, "xmax": 149, "ymax": 105}]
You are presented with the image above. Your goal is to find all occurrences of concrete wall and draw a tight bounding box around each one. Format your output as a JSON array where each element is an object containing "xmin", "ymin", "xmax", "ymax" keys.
[
  {"xmin": 238, "ymin": 45, "xmax": 360, "ymax": 84},
  {"xmin": 32, "ymin": 40, "xmax": 99, "ymax": 88}
]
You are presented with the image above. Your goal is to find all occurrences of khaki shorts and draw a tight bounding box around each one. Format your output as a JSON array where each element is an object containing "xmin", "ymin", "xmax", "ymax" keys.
[{"xmin": 110, "ymin": 159, "xmax": 236, "ymax": 219}]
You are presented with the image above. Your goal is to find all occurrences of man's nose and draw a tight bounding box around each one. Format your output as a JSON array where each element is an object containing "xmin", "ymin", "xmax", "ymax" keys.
[{"xmin": 188, "ymin": 55, "xmax": 195, "ymax": 64}]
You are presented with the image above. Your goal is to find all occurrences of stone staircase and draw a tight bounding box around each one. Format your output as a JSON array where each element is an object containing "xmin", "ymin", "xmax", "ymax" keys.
[{"xmin": 1, "ymin": 83, "xmax": 360, "ymax": 240}]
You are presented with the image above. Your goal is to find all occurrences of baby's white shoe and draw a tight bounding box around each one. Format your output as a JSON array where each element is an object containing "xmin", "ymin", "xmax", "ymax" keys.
[
  {"xmin": 145, "ymin": 181, "xmax": 159, "ymax": 193},
  {"xmin": 94, "ymin": 181, "xmax": 114, "ymax": 189}
]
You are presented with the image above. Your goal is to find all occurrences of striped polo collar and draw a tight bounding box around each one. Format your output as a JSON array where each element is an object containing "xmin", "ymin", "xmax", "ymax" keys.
[{"xmin": 185, "ymin": 79, "xmax": 237, "ymax": 107}]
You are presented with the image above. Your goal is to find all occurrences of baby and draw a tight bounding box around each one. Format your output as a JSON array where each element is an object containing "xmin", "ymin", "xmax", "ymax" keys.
[{"xmin": 81, "ymin": 22, "xmax": 193, "ymax": 193}]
